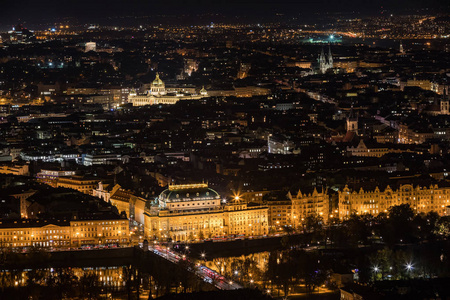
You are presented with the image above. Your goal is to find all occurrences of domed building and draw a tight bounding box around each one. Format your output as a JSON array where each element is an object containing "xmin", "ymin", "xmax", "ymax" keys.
[
  {"xmin": 144, "ymin": 183, "xmax": 269, "ymax": 242},
  {"xmin": 150, "ymin": 73, "xmax": 166, "ymax": 96},
  {"xmin": 128, "ymin": 73, "xmax": 208, "ymax": 106},
  {"xmin": 158, "ymin": 183, "xmax": 221, "ymax": 211}
]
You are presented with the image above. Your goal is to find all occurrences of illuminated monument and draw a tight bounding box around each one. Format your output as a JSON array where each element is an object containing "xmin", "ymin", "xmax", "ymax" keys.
[
  {"xmin": 318, "ymin": 46, "xmax": 333, "ymax": 74},
  {"xmin": 128, "ymin": 73, "xmax": 208, "ymax": 106},
  {"xmin": 144, "ymin": 183, "xmax": 268, "ymax": 241}
]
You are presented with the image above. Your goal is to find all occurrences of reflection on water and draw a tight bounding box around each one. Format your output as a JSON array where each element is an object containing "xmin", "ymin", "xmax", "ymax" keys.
[
  {"xmin": 73, "ymin": 266, "xmax": 127, "ymax": 288},
  {"xmin": 0, "ymin": 266, "xmax": 153, "ymax": 299},
  {"xmin": 205, "ymin": 252, "xmax": 270, "ymax": 284}
]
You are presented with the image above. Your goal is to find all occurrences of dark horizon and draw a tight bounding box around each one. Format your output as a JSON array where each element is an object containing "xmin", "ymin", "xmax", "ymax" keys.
[{"xmin": 1, "ymin": 0, "xmax": 449, "ymax": 29}]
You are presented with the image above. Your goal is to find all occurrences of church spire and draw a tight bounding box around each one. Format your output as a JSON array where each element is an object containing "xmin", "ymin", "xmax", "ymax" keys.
[
  {"xmin": 328, "ymin": 45, "xmax": 333, "ymax": 66},
  {"xmin": 347, "ymin": 104, "xmax": 358, "ymax": 133}
]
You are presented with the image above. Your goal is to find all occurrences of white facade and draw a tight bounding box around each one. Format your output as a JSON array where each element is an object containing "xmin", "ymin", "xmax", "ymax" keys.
[
  {"xmin": 128, "ymin": 74, "xmax": 208, "ymax": 106},
  {"xmin": 85, "ymin": 42, "xmax": 96, "ymax": 52}
]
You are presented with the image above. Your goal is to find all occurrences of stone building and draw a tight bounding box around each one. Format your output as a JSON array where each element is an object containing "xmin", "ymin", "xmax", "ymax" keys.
[
  {"xmin": 143, "ymin": 183, "xmax": 268, "ymax": 241},
  {"xmin": 338, "ymin": 184, "xmax": 450, "ymax": 218}
]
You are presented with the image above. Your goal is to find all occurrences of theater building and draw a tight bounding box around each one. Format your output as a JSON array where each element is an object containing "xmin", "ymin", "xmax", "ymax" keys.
[{"xmin": 143, "ymin": 183, "xmax": 268, "ymax": 241}]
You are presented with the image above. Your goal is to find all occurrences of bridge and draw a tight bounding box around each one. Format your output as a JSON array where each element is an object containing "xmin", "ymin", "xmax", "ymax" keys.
[{"xmin": 148, "ymin": 244, "xmax": 242, "ymax": 291}]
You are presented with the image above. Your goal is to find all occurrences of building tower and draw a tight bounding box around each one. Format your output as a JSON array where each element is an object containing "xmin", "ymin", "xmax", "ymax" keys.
[
  {"xmin": 328, "ymin": 46, "xmax": 333, "ymax": 68},
  {"xmin": 399, "ymin": 41, "xmax": 405, "ymax": 54},
  {"xmin": 85, "ymin": 42, "xmax": 96, "ymax": 53},
  {"xmin": 346, "ymin": 106, "xmax": 358, "ymax": 133},
  {"xmin": 441, "ymin": 90, "xmax": 449, "ymax": 115},
  {"xmin": 318, "ymin": 46, "xmax": 333, "ymax": 74},
  {"xmin": 318, "ymin": 47, "xmax": 327, "ymax": 74},
  {"xmin": 200, "ymin": 86, "xmax": 208, "ymax": 96},
  {"xmin": 150, "ymin": 73, "xmax": 166, "ymax": 96},
  {"xmin": 237, "ymin": 62, "xmax": 252, "ymax": 79}
]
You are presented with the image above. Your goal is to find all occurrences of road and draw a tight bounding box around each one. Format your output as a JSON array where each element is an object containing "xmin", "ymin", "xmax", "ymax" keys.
[{"xmin": 149, "ymin": 244, "xmax": 242, "ymax": 290}]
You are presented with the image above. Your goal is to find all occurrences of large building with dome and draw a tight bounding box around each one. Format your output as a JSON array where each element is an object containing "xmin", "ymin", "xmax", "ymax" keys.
[
  {"xmin": 128, "ymin": 73, "xmax": 208, "ymax": 106},
  {"xmin": 144, "ymin": 183, "xmax": 269, "ymax": 242}
]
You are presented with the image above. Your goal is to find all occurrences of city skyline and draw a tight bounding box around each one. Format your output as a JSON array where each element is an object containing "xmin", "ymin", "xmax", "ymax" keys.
[
  {"xmin": 0, "ymin": 2, "xmax": 449, "ymax": 299},
  {"xmin": 1, "ymin": 0, "xmax": 450, "ymax": 28}
]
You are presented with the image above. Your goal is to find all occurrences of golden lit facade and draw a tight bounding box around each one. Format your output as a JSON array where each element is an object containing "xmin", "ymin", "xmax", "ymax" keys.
[
  {"xmin": 144, "ymin": 183, "xmax": 268, "ymax": 241},
  {"xmin": 0, "ymin": 164, "xmax": 29, "ymax": 176},
  {"xmin": 93, "ymin": 183, "xmax": 147, "ymax": 225},
  {"xmin": 267, "ymin": 200, "xmax": 292, "ymax": 230},
  {"xmin": 398, "ymin": 123, "xmax": 434, "ymax": 144},
  {"xmin": 71, "ymin": 217, "xmax": 130, "ymax": 246},
  {"xmin": 291, "ymin": 188, "xmax": 330, "ymax": 223},
  {"xmin": 338, "ymin": 184, "xmax": 450, "ymax": 218},
  {"xmin": 347, "ymin": 140, "xmax": 416, "ymax": 158},
  {"xmin": 36, "ymin": 169, "xmax": 76, "ymax": 187},
  {"xmin": 0, "ymin": 217, "xmax": 129, "ymax": 248},
  {"xmin": 56, "ymin": 176, "xmax": 100, "ymax": 195},
  {"xmin": 128, "ymin": 74, "xmax": 207, "ymax": 106},
  {"xmin": 267, "ymin": 189, "xmax": 329, "ymax": 229}
]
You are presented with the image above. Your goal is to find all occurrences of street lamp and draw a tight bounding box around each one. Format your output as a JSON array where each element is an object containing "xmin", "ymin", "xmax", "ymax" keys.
[{"xmin": 405, "ymin": 263, "xmax": 413, "ymax": 272}]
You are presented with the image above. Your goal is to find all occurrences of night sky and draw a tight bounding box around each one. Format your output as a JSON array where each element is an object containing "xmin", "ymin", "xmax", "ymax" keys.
[{"xmin": 0, "ymin": 0, "xmax": 449, "ymax": 28}]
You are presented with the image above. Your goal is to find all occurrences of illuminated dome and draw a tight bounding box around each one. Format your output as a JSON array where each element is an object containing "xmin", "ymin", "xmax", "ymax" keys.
[
  {"xmin": 150, "ymin": 73, "xmax": 166, "ymax": 96},
  {"xmin": 158, "ymin": 183, "xmax": 221, "ymax": 210},
  {"xmin": 152, "ymin": 73, "xmax": 164, "ymax": 86}
]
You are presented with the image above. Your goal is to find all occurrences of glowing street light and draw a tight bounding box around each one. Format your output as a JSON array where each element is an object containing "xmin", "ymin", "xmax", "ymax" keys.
[{"xmin": 406, "ymin": 263, "xmax": 413, "ymax": 271}]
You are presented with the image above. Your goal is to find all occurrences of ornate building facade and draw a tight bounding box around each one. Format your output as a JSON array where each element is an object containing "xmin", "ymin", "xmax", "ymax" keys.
[
  {"xmin": 143, "ymin": 183, "xmax": 268, "ymax": 241},
  {"xmin": 56, "ymin": 176, "xmax": 100, "ymax": 195},
  {"xmin": 338, "ymin": 184, "xmax": 450, "ymax": 218},
  {"xmin": 93, "ymin": 183, "xmax": 147, "ymax": 225},
  {"xmin": 267, "ymin": 188, "xmax": 330, "ymax": 230},
  {"xmin": 0, "ymin": 214, "xmax": 130, "ymax": 248},
  {"xmin": 128, "ymin": 74, "xmax": 208, "ymax": 106},
  {"xmin": 291, "ymin": 187, "xmax": 330, "ymax": 223},
  {"xmin": 318, "ymin": 46, "xmax": 333, "ymax": 74}
]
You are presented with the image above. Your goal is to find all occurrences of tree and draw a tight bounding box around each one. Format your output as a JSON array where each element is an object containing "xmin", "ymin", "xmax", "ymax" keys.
[
  {"xmin": 198, "ymin": 230, "xmax": 205, "ymax": 241},
  {"xmin": 434, "ymin": 216, "xmax": 450, "ymax": 239},
  {"xmin": 304, "ymin": 214, "xmax": 324, "ymax": 243},
  {"xmin": 57, "ymin": 268, "xmax": 78, "ymax": 299},
  {"xmin": 381, "ymin": 204, "xmax": 415, "ymax": 245},
  {"xmin": 282, "ymin": 226, "xmax": 294, "ymax": 235},
  {"xmin": 177, "ymin": 260, "xmax": 198, "ymax": 293},
  {"xmin": 343, "ymin": 214, "xmax": 373, "ymax": 246},
  {"xmin": 369, "ymin": 248, "xmax": 393, "ymax": 280},
  {"xmin": 80, "ymin": 272, "xmax": 100, "ymax": 300}
]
